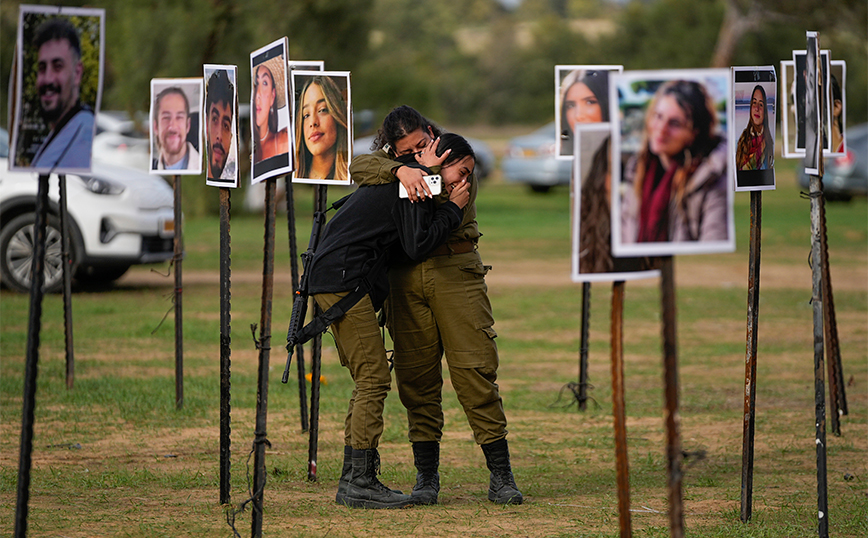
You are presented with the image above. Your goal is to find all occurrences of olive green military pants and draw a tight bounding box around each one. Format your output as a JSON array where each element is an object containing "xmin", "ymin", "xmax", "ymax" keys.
[
  {"xmin": 387, "ymin": 251, "xmax": 508, "ymax": 446},
  {"xmin": 314, "ymin": 292, "xmax": 392, "ymax": 450}
]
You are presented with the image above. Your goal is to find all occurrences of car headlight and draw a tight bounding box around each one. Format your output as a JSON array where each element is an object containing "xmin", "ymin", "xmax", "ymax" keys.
[{"xmin": 84, "ymin": 176, "xmax": 125, "ymax": 195}]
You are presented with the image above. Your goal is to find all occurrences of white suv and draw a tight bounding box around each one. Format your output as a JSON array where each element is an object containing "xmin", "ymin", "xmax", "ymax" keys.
[{"xmin": 0, "ymin": 128, "xmax": 176, "ymax": 293}]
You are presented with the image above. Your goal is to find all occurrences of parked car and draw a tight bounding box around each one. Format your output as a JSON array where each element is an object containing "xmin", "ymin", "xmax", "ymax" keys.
[
  {"xmin": 501, "ymin": 122, "xmax": 572, "ymax": 192},
  {"xmin": 798, "ymin": 123, "xmax": 868, "ymax": 201},
  {"xmin": 0, "ymin": 128, "xmax": 176, "ymax": 293},
  {"xmin": 352, "ymin": 134, "xmax": 496, "ymax": 181},
  {"xmin": 93, "ymin": 110, "xmax": 151, "ymax": 171}
]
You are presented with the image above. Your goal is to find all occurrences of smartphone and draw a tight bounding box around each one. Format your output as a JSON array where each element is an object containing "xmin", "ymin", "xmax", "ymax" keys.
[{"xmin": 399, "ymin": 174, "xmax": 442, "ymax": 198}]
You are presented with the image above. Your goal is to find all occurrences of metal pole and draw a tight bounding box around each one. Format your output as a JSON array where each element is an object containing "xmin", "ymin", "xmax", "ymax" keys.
[
  {"xmin": 578, "ymin": 282, "xmax": 591, "ymax": 410},
  {"xmin": 740, "ymin": 191, "xmax": 762, "ymax": 523},
  {"xmin": 818, "ymin": 188, "xmax": 846, "ymax": 433},
  {"xmin": 660, "ymin": 256, "xmax": 684, "ymax": 538},
  {"xmin": 58, "ymin": 174, "xmax": 75, "ymax": 389},
  {"xmin": 218, "ymin": 188, "xmax": 232, "ymax": 506},
  {"xmin": 15, "ymin": 174, "xmax": 50, "ymax": 538},
  {"xmin": 308, "ymin": 184, "xmax": 327, "ymax": 481},
  {"xmin": 611, "ymin": 281, "xmax": 631, "ymax": 537},
  {"xmin": 285, "ymin": 177, "xmax": 309, "ymax": 432},
  {"xmin": 809, "ymin": 175, "xmax": 829, "ymax": 538},
  {"xmin": 173, "ymin": 175, "xmax": 183, "ymax": 409},
  {"xmin": 251, "ymin": 178, "xmax": 277, "ymax": 537}
]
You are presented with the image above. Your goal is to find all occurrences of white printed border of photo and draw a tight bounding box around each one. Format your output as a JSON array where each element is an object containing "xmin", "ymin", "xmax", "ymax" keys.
[
  {"xmin": 148, "ymin": 78, "xmax": 204, "ymax": 176},
  {"xmin": 609, "ymin": 68, "xmax": 736, "ymax": 258},
  {"xmin": 731, "ymin": 66, "xmax": 777, "ymax": 192},
  {"xmin": 203, "ymin": 64, "xmax": 239, "ymax": 188},
  {"xmin": 288, "ymin": 60, "xmax": 324, "ymax": 72},
  {"xmin": 803, "ymin": 32, "xmax": 821, "ymax": 176},
  {"xmin": 570, "ymin": 124, "xmax": 659, "ymax": 283},
  {"xmin": 250, "ymin": 37, "xmax": 293, "ymax": 185},
  {"xmin": 10, "ymin": 5, "xmax": 105, "ymax": 174},
  {"xmin": 830, "ymin": 60, "xmax": 847, "ymax": 155},
  {"xmin": 780, "ymin": 60, "xmax": 801, "ymax": 159},
  {"xmin": 290, "ymin": 70, "xmax": 353, "ymax": 186},
  {"xmin": 554, "ymin": 64, "xmax": 623, "ymax": 160}
]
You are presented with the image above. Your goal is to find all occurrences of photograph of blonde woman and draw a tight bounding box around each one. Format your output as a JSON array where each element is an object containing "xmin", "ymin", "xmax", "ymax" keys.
[
  {"xmin": 292, "ymin": 72, "xmax": 351, "ymax": 184},
  {"xmin": 613, "ymin": 71, "xmax": 734, "ymax": 257},
  {"xmin": 250, "ymin": 38, "xmax": 292, "ymax": 183},
  {"xmin": 556, "ymin": 66, "xmax": 619, "ymax": 157}
]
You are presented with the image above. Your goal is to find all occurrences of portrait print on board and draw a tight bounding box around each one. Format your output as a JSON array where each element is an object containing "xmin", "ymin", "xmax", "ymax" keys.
[
  {"xmin": 800, "ymin": 32, "xmax": 821, "ymax": 175},
  {"xmin": 291, "ymin": 71, "xmax": 352, "ymax": 185},
  {"xmin": 10, "ymin": 5, "xmax": 105, "ymax": 174},
  {"xmin": 555, "ymin": 65, "xmax": 622, "ymax": 159},
  {"xmin": 149, "ymin": 78, "xmax": 203, "ymax": 175},
  {"xmin": 732, "ymin": 66, "xmax": 776, "ymax": 191},
  {"xmin": 571, "ymin": 124, "xmax": 659, "ymax": 283},
  {"xmin": 610, "ymin": 69, "xmax": 735, "ymax": 258},
  {"xmin": 203, "ymin": 65, "xmax": 238, "ymax": 188},
  {"xmin": 829, "ymin": 60, "xmax": 846, "ymax": 155},
  {"xmin": 780, "ymin": 60, "xmax": 800, "ymax": 158},
  {"xmin": 250, "ymin": 37, "xmax": 292, "ymax": 184}
]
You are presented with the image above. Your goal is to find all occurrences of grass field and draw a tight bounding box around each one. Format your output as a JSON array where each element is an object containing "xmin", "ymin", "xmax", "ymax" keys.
[{"xmin": 1, "ymin": 161, "xmax": 866, "ymax": 537}]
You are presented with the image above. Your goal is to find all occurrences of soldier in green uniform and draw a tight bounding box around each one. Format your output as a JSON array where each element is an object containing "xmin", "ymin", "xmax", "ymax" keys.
[{"xmin": 351, "ymin": 106, "xmax": 523, "ymax": 506}]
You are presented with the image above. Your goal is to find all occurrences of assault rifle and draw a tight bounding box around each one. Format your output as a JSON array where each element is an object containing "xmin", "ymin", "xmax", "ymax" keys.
[{"xmin": 281, "ymin": 209, "xmax": 327, "ymax": 384}]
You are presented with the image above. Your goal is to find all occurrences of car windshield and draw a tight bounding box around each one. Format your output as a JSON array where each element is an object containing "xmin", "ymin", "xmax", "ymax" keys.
[{"xmin": 0, "ymin": 128, "xmax": 9, "ymax": 158}]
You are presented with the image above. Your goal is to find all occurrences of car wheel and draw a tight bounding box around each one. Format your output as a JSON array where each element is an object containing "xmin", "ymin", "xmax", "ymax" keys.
[
  {"xmin": 530, "ymin": 185, "xmax": 552, "ymax": 193},
  {"xmin": 0, "ymin": 213, "xmax": 72, "ymax": 293}
]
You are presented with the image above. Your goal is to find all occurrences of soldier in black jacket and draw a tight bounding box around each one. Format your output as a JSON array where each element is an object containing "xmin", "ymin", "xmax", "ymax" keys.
[{"xmin": 308, "ymin": 134, "xmax": 472, "ymax": 509}]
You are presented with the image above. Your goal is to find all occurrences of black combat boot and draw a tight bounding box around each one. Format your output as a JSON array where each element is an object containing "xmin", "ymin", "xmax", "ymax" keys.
[
  {"xmin": 342, "ymin": 448, "xmax": 414, "ymax": 509},
  {"xmin": 411, "ymin": 441, "xmax": 440, "ymax": 505},
  {"xmin": 337, "ymin": 445, "xmax": 402, "ymax": 504},
  {"xmin": 335, "ymin": 445, "xmax": 353, "ymax": 504},
  {"xmin": 480, "ymin": 438, "xmax": 523, "ymax": 505}
]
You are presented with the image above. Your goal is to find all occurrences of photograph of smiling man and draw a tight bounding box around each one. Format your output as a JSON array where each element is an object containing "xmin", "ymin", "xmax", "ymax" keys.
[
  {"xmin": 291, "ymin": 71, "xmax": 352, "ymax": 185},
  {"xmin": 149, "ymin": 78, "xmax": 203, "ymax": 175},
  {"xmin": 10, "ymin": 5, "xmax": 104, "ymax": 173}
]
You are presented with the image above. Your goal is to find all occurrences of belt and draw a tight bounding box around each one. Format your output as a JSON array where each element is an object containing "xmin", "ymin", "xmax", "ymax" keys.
[{"xmin": 429, "ymin": 239, "xmax": 476, "ymax": 257}]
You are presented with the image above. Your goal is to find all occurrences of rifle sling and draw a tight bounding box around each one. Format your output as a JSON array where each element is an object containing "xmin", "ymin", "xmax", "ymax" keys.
[{"xmin": 292, "ymin": 254, "xmax": 388, "ymax": 346}]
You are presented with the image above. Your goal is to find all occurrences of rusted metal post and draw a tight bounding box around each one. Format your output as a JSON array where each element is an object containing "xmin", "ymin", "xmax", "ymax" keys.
[
  {"xmin": 251, "ymin": 178, "xmax": 277, "ymax": 537},
  {"xmin": 818, "ymin": 188, "xmax": 846, "ymax": 434},
  {"xmin": 308, "ymin": 184, "xmax": 327, "ymax": 481},
  {"xmin": 173, "ymin": 175, "xmax": 183, "ymax": 409},
  {"xmin": 58, "ymin": 174, "xmax": 74, "ymax": 389},
  {"xmin": 15, "ymin": 174, "xmax": 50, "ymax": 538},
  {"xmin": 611, "ymin": 281, "xmax": 631, "ymax": 537},
  {"xmin": 660, "ymin": 256, "xmax": 684, "ymax": 538},
  {"xmin": 740, "ymin": 191, "xmax": 762, "ymax": 523},
  {"xmin": 285, "ymin": 177, "xmax": 309, "ymax": 432},
  {"xmin": 218, "ymin": 188, "xmax": 232, "ymax": 506},
  {"xmin": 578, "ymin": 282, "xmax": 591, "ymax": 410},
  {"xmin": 809, "ymin": 175, "xmax": 829, "ymax": 538}
]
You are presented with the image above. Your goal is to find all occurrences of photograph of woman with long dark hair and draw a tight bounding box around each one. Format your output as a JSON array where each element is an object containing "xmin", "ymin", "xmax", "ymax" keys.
[
  {"xmin": 616, "ymin": 74, "xmax": 732, "ymax": 255},
  {"xmin": 735, "ymin": 84, "xmax": 774, "ymax": 171},
  {"xmin": 557, "ymin": 67, "xmax": 615, "ymax": 157},
  {"xmin": 292, "ymin": 73, "xmax": 350, "ymax": 183},
  {"xmin": 576, "ymin": 128, "xmax": 656, "ymax": 277}
]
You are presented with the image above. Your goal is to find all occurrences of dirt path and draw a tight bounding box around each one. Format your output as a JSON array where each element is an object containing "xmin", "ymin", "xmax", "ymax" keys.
[{"xmin": 118, "ymin": 257, "xmax": 867, "ymax": 292}]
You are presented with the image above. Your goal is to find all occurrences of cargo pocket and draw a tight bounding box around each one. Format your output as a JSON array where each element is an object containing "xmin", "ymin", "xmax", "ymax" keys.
[{"xmin": 459, "ymin": 261, "xmax": 495, "ymax": 331}]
